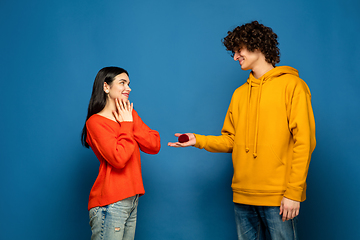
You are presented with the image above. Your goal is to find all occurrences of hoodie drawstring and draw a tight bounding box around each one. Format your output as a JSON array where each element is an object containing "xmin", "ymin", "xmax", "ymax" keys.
[
  {"xmin": 245, "ymin": 79, "xmax": 252, "ymax": 153},
  {"xmin": 245, "ymin": 77, "xmax": 264, "ymax": 158},
  {"xmin": 253, "ymin": 78, "xmax": 264, "ymax": 158}
]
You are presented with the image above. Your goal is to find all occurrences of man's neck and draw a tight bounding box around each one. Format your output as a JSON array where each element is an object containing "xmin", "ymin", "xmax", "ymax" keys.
[{"xmin": 252, "ymin": 63, "xmax": 275, "ymax": 79}]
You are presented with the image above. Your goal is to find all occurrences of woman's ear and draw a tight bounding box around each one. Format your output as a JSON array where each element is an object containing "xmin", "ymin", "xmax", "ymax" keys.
[{"xmin": 104, "ymin": 82, "xmax": 110, "ymax": 94}]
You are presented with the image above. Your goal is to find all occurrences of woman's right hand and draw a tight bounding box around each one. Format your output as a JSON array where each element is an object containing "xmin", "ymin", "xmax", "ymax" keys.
[
  {"xmin": 113, "ymin": 99, "xmax": 133, "ymax": 122},
  {"xmin": 167, "ymin": 133, "xmax": 196, "ymax": 147}
]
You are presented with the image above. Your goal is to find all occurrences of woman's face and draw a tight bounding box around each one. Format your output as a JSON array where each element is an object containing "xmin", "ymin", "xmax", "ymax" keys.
[{"xmin": 105, "ymin": 73, "xmax": 131, "ymax": 101}]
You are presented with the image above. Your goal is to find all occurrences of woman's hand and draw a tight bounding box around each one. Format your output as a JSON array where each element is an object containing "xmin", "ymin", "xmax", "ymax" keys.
[
  {"xmin": 113, "ymin": 99, "xmax": 133, "ymax": 122},
  {"xmin": 168, "ymin": 133, "xmax": 196, "ymax": 147}
]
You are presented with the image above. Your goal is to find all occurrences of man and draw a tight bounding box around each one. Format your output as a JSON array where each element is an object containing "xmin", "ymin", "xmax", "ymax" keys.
[{"xmin": 168, "ymin": 21, "xmax": 316, "ymax": 239}]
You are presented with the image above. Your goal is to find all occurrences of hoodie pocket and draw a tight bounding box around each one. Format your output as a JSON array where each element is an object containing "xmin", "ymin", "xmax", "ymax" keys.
[
  {"xmin": 233, "ymin": 144, "xmax": 287, "ymax": 191},
  {"xmin": 255, "ymin": 144, "xmax": 286, "ymax": 188}
]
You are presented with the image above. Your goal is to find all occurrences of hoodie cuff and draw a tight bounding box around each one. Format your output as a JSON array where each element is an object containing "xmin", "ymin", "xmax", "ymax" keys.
[
  {"xmin": 194, "ymin": 134, "xmax": 207, "ymax": 149},
  {"xmin": 284, "ymin": 186, "xmax": 306, "ymax": 202}
]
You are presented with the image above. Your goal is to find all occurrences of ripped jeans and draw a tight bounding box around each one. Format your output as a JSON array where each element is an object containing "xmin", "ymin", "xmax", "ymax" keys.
[{"xmin": 89, "ymin": 195, "xmax": 139, "ymax": 240}]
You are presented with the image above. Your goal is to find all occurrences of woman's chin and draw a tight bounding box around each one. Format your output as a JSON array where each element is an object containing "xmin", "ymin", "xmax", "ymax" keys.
[{"xmin": 113, "ymin": 96, "xmax": 128, "ymax": 101}]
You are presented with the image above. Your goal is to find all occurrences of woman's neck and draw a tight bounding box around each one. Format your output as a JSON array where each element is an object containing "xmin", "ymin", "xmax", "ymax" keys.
[{"xmin": 97, "ymin": 100, "xmax": 116, "ymax": 121}]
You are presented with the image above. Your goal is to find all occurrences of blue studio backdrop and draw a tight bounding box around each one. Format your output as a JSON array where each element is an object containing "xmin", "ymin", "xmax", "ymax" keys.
[{"xmin": 1, "ymin": 0, "xmax": 359, "ymax": 239}]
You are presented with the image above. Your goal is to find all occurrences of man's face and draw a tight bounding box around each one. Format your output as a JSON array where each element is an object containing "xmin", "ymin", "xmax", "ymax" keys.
[{"xmin": 233, "ymin": 47, "xmax": 264, "ymax": 71}]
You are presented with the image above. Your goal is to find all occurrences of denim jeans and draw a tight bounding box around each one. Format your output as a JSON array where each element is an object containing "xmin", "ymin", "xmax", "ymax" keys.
[
  {"xmin": 234, "ymin": 203, "xmax": 298, "ymax": 240},
  {"xmin": 89, "ymin": 195, "xmax": 139, "ymax": 240}
]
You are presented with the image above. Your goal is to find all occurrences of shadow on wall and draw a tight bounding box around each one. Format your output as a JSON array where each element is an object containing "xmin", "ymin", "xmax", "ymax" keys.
[
  {"xmin": 193, "ymin": 159, "xmax": 237, "ymax": 239},
  {"xmin": 135, "ymin": 150, "xmax": 238, "ymax": 240},
  {"xmin": 298, "ymin": 133, "xmax": 359, "ymax": 239},
  {"xmin": 72, "ymin": 150, "xmax": 99, "ymax": 239}
]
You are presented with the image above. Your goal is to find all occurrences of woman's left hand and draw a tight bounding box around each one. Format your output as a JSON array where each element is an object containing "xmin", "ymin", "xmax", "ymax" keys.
[{"xmin": 113, "ymin": 99, "xmax": 133, "ymax": 122}]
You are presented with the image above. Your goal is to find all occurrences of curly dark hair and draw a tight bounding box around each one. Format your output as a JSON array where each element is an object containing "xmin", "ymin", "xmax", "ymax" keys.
[{"xmin": 222, "ymin": 21, "xmax": 280, "ymax": 66}]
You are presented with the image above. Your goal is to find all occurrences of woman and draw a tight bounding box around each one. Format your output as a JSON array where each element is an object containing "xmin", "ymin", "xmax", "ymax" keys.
[{"xmin": 81, "ymin": 67, "xmax": 161, "ymax": 240}]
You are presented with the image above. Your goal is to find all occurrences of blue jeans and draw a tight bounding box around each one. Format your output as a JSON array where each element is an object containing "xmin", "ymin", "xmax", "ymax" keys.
[
  {"xmin": 89, "ymin": 195, "xmax": 139, "ymax": 240},
  {"xmin": 234, "ymin": 203, "xmax": 298, "ymax": 240}
]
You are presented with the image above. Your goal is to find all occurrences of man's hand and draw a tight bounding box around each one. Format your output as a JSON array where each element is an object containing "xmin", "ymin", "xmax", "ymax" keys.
[
  {"xmin": 168, "ymin": 133, "xmax": 196, "ymax": 147},
  {"xmin": 279, "ymin": 197, "xmax": 300, "ymax": 222}
]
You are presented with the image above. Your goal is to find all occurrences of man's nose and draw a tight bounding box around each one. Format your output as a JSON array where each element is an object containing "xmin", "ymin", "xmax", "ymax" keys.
[{"xmin": 233, "ymin": 52, "xmax": 239, "ymax": 61}]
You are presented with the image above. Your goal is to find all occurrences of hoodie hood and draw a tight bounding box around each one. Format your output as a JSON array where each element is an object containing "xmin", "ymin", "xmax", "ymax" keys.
[{"xmin": 247, "ymin": 66, "xmax": 299, "ymax": 86}]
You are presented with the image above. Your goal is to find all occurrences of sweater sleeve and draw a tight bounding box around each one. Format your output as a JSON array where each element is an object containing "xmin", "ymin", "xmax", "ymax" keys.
[
  {"xmin": 284, "ymin": 81, "xmax": 316, "ymax": 201},
  {"xmin": 132, "ymin": 110, "xmax": 161, "ymax": 155},
  {"xmin": 86, "ymin": 118, "xmax": 137, "ymax": 169},
  {"xmin": 194, "ymin": 99, "xmax": 235, "ymax": 153}
]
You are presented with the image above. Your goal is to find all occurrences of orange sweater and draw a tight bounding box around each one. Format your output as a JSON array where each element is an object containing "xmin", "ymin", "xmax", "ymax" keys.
[{"xmin": 86, "ymin": 110, "xmax": 161, "ymax": 210}]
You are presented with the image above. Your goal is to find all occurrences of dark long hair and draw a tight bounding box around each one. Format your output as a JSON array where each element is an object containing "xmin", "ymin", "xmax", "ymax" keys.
[{"xmin": 81, "ymin": 66, "xmax": 129, "ymax": 148}]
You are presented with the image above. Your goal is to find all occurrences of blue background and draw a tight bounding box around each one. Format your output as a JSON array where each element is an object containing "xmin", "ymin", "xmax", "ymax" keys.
[{"xmin": 1, "ymin": 0, "xmax": 359, "ymax": 239}]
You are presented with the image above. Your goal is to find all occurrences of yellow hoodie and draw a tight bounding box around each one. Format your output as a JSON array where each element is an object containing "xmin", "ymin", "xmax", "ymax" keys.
[{"xmin": 194, "ymin": 66, "xmax": 316, "ymax": 206}]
